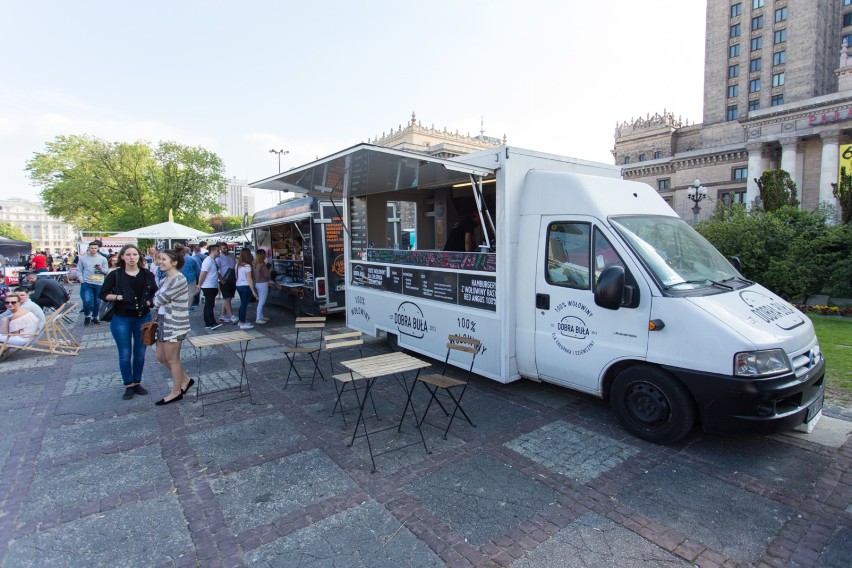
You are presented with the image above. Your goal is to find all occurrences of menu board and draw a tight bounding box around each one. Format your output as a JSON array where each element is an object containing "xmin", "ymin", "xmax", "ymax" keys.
[
  {"xmin": 402, "ymin": 268, "xmax": 458, "ymax": 304},
  {"xmin": 365, "ymin": 249, "xmax": 495, "ymax": 272},
  {"xmin": 458, "ymin": 274, "xmax": 497, "ymax": 310},
  {"xmin": 349, "ymin": 196, "xmax": 368, "ymax": 257},
  {"xmin": 351, "ymin": 263, "xmax": 402, "ymax": 293}
]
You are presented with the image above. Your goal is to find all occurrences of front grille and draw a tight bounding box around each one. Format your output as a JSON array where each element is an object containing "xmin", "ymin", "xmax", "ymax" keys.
[{"xmin": 790, "ymin": 342, "xmax": 821, "ymax": 379}]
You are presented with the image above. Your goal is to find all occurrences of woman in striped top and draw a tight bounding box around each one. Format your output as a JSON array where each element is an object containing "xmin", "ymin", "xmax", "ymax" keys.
[{"xmin": 153, "ymin": 249, "xmax": 193, "ymax": 406}]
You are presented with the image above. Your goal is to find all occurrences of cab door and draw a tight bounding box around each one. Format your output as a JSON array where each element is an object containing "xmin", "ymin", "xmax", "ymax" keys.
[{"xmin": 533, "ymin": 216, "xmax": 650, "ymax": 394}]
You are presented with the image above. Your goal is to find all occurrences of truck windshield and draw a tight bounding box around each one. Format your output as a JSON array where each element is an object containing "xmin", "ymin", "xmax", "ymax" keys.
[{"xmin": 610, "ymin": 215, "xmax": 743, "ymax": 292}]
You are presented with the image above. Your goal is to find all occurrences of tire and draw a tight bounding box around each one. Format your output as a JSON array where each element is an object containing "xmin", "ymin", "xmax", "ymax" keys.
[{"xmin": 610, "ymin": 365, "xmax": 696, "ymax": 445}]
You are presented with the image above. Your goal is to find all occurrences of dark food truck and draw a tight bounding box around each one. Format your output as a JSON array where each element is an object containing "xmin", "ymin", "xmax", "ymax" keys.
[{"xmin": 251, "ymin": 196, "xmax": 345, "ymax": 316}]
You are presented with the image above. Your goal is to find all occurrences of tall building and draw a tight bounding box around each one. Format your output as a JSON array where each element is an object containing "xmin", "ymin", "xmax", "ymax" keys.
[
  {"xmin": 0, "ymin": 199, "xmax": 78, "ymax": 254},
  {"xmin": 218, "ymin": 177, "xmax": 256, "ymax": 217},
  {"xmin": 369, "ymin": 112, "xmax": 505, "ymax": 159},
  {"xmin": 613, "ymin": 0, "xmax": 849, "ymax": 222}
]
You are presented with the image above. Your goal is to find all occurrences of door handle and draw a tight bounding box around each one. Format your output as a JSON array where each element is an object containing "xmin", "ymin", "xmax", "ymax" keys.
[{"xmin": 536, "ymin": 293, "xmax": 550, "ymax": 310}]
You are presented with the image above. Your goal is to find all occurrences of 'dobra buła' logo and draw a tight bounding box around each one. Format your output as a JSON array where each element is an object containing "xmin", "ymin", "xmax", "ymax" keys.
[{"xmin": 394, "ymin": 301, "xmax": 428, "ymax": 339}]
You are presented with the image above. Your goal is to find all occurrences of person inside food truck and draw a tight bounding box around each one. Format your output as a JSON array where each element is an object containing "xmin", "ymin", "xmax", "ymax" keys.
[{"xmin": 443, "ymin": 211, "xmax": 480, "ymax": 252}]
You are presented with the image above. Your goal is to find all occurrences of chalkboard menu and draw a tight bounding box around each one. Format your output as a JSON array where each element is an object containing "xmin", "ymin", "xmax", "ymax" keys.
[
  {"xmin": 351, "ymin": 262, "xmax": 495, "ymax": 312},
  {"xmin": 365, "ymin": 249, "xmax": 496, "ymax": 272},
  {"xmin": 349, "ymin": 196, "xmax": 368, "ymax": 257}
]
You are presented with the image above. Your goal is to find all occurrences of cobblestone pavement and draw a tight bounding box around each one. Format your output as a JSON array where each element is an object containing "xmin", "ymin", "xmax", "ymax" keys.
[{"xmin": 0, "ymin": 289, "xmax": 850, "ymax": 567}]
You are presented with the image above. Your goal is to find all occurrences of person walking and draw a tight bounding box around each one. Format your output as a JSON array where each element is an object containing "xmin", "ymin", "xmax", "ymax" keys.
[
  {"xmin": 199, "ymin": 244, "xmax": 222, "ymax": 331},
  {"xmin": 78, "ymin": 241, "xmax": 109, "ymax": 325},
  {"xmin": 215, "ymin": 244, "xmax": 237, "ymax": 323},
  {"xmin": 235, "ymin": 248, "xmax": 257, "ymax": 330},
  {"xmin": 99, "ymin": 245, "xmax": 157, "ymax": 400},
  {"xmin": 174, "ymin": 244, "xmax": 200, "ymax": 311},
  {"xmin": 253, "ymin": 249, "xmax": 271, "ymax": 324},
  {"xmin": 152, "ymin": 249, "xmax": 193, "ymax": 405}
]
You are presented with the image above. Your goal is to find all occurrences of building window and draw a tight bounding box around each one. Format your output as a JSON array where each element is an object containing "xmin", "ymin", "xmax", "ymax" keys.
[
  {"xmin": 730, "ymin": 44, "xmax": 741, "ymax": 57},
  {"xmin": 844, "ymin": 12, "xmax": 852, "ymax": 27},
  {"xmin": 771, "ymin": 94, "xmax": 784, "ymax": 106},
  {"xmin": 727, "ymin": 105, "xmax": 739, "ymax": 121},
  {"xmin": 772, "ymin": 72, "xmax": 785, "ymax": 87},
  {"xmin": 748, "ymin": 99, "xmax": 760, "ymax": 111},
  {"xmin": 751, "ymin": 36, "xmax": 763, "ymax": 51},
  {"xmin": 719, "ymin": 190, "xmax": 747, "ymax": 206},
  {"xmin": 733, "ymin": 167, "xmax": 748, "ymax": 180},
  {"xmin": 730, "ymin": 23, "xmax": 741, "ymax": 38},
  {"xmin": 658, "ymin": 179, "xmax": 671, "ymax": 191},
  {"xmin": 753, "ymin": 0, "xmax": 763, "ymax": 8},
  {"xmin": 845, "ymin": 34, "xmax": 852, "ymax": 46},
  {"xmin": 638, "ymin": 153, "xmax": 646, "ymax": 162},
  {"xmin": 775, "ymin": 7, "xmax": 787, "ymax": 23},
  {"xmin": 653, "ymin": 150, "xmax": 662, "ymax": 159},
  {"xmin": 774, "ymin": 29, "xmax": 787, "ymax": 44},
  {"xmin": 749, "ymin": 78, "xmax": 761, "ymax": 93},
  {"xmin": 773, "ymin": 50, "xmax": 786, "ymax": 66},
  {"xmin": 751, "ymin": 15, "xmax": 763, "ymax": 31},
  {"xmin": 846, "ymin": 0, "xmax": 852, "ymax": 6},
  {"xmin": 728, "ymin": 84, "xmax": 739, "ymax": 97},
  {"xmin": 623, "ymin": 156, "xmax": 631, "ymax": 164},
  {"xmin": 728, "ymin": 64, "xmax": 740, "ymax": 78},
  {"xmin": 750, "ymin": 57, "xmax": 762, "ymax": 72},
  {"xmin": 731, "ymin": 3, "xmax": 742, "ymax": 17}
]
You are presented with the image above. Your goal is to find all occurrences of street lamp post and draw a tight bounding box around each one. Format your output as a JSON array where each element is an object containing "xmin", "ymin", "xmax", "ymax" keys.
[
  {"xmin": 268, "ymin": 149, "xmax": 289, "ymax": 173},
  {"xmin": 686, "ymin": 179, "xmax": 708, "ymax": 223}
]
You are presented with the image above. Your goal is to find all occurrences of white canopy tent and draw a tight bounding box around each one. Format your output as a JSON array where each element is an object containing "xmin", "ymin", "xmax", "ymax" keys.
[{"xmin": 111, "ymin": 217, "xmax": 208, "ymax": 249}]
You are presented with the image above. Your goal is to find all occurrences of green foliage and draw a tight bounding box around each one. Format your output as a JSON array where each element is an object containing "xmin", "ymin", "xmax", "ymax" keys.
[
  {"xmin": 207, "ymin": 215, "xmax": 246, "ymax": 233},
  {"xmin": 831, "ymin": 167, "xmax": 852, "ymax": 224},
  {"xmin": 0, "ymin": 222, "xmax": 29, "ymax": 242},
  {"xmin": 809, "ymin": 315, "xmax": 852, "ymax": 406},
  {"xmin": 697, "ymin": 205, "xmax": 852, "ymax": 300},
  {"xmin": 25, "ymin": 135, "xmax": 226, "ymax": 232},
  {"xmin": 754, "ymin": 169, "xmax": 799, "ymax": 212}
]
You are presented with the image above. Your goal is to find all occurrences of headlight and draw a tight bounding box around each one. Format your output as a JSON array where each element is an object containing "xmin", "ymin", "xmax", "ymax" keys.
[{"xmin": 734, "ymin": 349, "xmax": 792, "ymax": 377}]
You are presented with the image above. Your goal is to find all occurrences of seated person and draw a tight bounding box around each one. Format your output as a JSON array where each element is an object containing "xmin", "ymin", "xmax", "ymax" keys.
[
  {"xmin": 25, "ymin": 273, "xmax": 68, "ymax": 310},
  {"xmin": 0, "ymin": 297, "xmax": 41, "ymax": 347},
  {"xmin": 1, "ymin": 287, "xmax": 46, "ymax": 329}
]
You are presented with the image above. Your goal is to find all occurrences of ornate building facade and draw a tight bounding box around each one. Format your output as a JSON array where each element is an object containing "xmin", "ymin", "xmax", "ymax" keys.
[
  {"xmin": 369, "ymin": 112, "xmax": 505, "ymax": 159},
  {"xmin": 0, "ymin": 199, "xmax": 77, "ymax": 253},
  {"xmin": 613, "ymin": 0, "xmax": 850, "ymax": 222}
]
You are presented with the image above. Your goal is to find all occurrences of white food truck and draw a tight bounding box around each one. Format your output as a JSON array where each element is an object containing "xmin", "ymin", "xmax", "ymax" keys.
[{"xmin": 252, "ymin": 144, "xmax": 825, "ymax": 444}]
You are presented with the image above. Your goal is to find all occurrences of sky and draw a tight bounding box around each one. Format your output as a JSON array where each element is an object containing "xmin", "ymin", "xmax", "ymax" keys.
[{"xmin": 0, "ymin": 0, "xmax": 707, "ymax": 212}]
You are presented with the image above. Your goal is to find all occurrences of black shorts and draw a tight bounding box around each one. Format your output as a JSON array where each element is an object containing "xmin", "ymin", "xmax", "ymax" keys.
[{"xmin": 219, "ymin": 281, "xmax": 236, "ymax": 299}]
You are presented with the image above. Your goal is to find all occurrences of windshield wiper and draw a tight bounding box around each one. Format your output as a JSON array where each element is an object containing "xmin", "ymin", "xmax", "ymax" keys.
[
  {"xmin": 721, "ymin": 275, "xmax": 753, "ymax": 285},
  {"xmin": 664, "ymin": 279, "xmax": 734, "ymax": 291}
]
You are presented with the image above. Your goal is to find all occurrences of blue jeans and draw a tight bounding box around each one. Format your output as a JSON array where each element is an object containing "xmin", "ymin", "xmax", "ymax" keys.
[
  {"xmin": 236, "ymin": 285, "xmax": 252, "ymax": 323},
  {"xmin": 79, "ymin": 282, "xmax": 103, "ymax": 318},
  {"xmin": 110, "ymin": 312, "xmax": 152, "ymax": 385}
]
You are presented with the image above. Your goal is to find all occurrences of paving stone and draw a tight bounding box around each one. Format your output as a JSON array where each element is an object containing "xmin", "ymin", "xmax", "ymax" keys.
[
  {"xmin": 243, "ymin": 347, "xmax": 288, "ymax": 364},
  {"xmin": 407, "ymin": 454, "xmax": 559, "ymax": 546},
  {"xmin": 0, "ymin": 434, "xmax": 14, "ymax": 476},
  {"xmin": 816, "ymin": 526, "xmax": 852, "ymax": 567},
  {"xmin": 244, "ymin": 499, "xmax": 443, "ymax": 567},
  {"xmin": 3, "ymin": 494, "xmax": 192, "ymax": 567},
  {"xmin": 38, "ymin": 411, "xmax": 160, "ymax": 462},
  {"xmin": 20, "ymin": 443, "xmax": 170, "ymax": 522},
  {"xmin": 505, "ymin": 420, "xmax": 639, "ymax": 483},
  {"xmin": 456, "ymin": 393, "xmax": 539, "ymax": 436},
  {"xmin": 618, "ymin": 464, "xmax": 794, "ymax": 565},
  {"xmin": 0, "ymin": 407, "xmax": 34, "ymax": 435},
  {"xmin": 187, "ymin": 413, "xmax": 305, "ymax": 468},
  {"xmin": 509, "ymin": 511, "xmax": 689, "ymax": 567},
  {"xmin": 0, "ymin": 354, "xmax": 58, "ymax": 373},
  {"xmin": 54, "ymin": 384, "xmax": 152, "ymax": 416},
  {"xmin": 62, "ymin": 372, "xmax": 124, "ymax": 396},
  {"xmin": 685, "ymin": 435, "xmax": 831, "ymax": 494},
  {"xmin": 212, "ymin": 448, "xmax": 355, "ymax": 534},
  {"xmin": 501, "ymin": 379, "xmax": 581, "ymax": 409},
  {"xmin": 0, "ymin": 384, "xmax": 43, "ymax": 410}
]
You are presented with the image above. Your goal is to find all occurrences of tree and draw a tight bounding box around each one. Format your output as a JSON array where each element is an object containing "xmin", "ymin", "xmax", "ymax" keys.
[
  {"xmin": 831, "ymin": 167, "xmax": 852, "ymax": 224},
  {"xmin": 754, "ymin": 169, "xmax": 799, "ymax": 212},
  {"xmin": 207, "ymin": 215, "xmax": 246, "ymax": 233},
  {"xmin": 25, "ymin": 135, "xmax": 226, "ymax": 232},
  {"xmin": 0, "ymin": 222, "xmax": 29, "ymax": 242}
]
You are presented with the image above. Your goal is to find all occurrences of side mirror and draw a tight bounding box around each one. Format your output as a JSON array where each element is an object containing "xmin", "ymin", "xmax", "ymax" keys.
[
  {"xmin": 728, "ymin": 256, "xmax": 742, "ymax": 273},
  {"xmin": 595, "ymin": 265, "xmax": 625, "ymax": 310}
]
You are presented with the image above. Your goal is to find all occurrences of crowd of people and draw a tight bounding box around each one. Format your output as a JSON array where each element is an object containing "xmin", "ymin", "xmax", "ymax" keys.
[{"xmin": 4, "ymin": 239, "xmax": 274, "ymax": 407}]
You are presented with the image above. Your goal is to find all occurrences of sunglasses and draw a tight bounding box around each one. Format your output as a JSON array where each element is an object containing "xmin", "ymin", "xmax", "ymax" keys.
[{"xmin": 4, "ymin": 300, "xmax": 19, "ymax": 305}]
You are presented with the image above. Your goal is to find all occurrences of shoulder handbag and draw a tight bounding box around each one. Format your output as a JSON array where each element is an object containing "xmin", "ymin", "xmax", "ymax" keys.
[
  {"xmin": 140, "ymin": 321, "xmax": 158, "ymax": 346},
  {"xmin": 98, "ymin": 271, "xmax": 121, "ymax": 322}
]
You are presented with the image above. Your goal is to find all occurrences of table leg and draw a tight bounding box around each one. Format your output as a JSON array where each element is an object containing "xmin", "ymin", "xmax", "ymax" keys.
[
  {"xmin": 349, "ymin": 377, "xmax": 378, "ymax": 471},
  {"xmin": 397, "ymin": 370, "xmax": 430, "ymax": 454}
]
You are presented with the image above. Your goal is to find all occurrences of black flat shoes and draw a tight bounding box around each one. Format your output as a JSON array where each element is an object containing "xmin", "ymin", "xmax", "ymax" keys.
[
  {"xmin": 155, "ymin": 393, "xmax": 183, "ymax": 406},
  {"xmin": 181, "ymin": 378, "xmax": 195, "ymax": 394}
]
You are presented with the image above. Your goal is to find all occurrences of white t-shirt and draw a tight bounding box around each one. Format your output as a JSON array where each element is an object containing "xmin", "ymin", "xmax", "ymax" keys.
[
  {"xmin": 200, "ymin": 257, "xmax": 219, "ymax": 289},
  {"xmin": 235, "ymin": 264, "xmax": 252, "ymax": 286}
]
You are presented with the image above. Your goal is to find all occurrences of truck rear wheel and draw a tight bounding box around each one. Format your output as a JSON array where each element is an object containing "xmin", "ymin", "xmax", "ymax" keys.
[{"xmin": 610, "ymin": 365, "xmax": 695, "ymax": 444}]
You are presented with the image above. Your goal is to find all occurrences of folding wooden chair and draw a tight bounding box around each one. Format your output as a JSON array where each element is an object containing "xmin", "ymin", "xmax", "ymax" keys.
[
  {"xmin": 282, "ymin": 317, "xmax": 326, "ymax": 389},
  {"xmin": 0, "ymin": 302, "xmax": 81, "ymax": 360},
  {"xmin": 324, "ymin": 331, "xmax": 379, "ymax": 427},
  {"xmin": 409, "ymin": 334, "xmax": 479, "ymax": 439}
]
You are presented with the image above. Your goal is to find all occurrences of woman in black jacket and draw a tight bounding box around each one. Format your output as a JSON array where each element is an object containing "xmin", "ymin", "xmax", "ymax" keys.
[{"xmin": 99, "ymin": 245, "xmax": 157, "ymax": 400}]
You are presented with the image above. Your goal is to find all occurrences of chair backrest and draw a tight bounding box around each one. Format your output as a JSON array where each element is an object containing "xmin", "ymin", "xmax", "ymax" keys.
[
  {"xmin": 443, "ymin": 334, "xmax": 480, "ymax": 378},
  {"xmin": 324, "ymin": 330, "xmax": 363, "ymax": 370},
  {"xmin": 294, "ymin": 316, "xmax": 326, "ymax": 347}
]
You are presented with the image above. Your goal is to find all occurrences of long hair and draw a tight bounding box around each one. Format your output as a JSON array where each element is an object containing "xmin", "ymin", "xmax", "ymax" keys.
[
  {"xmin": 117, "ymin": 245, "xmax": 146, "ymax": 270},
  {"xmin": 254, "ymin": 249, "xmax": 266, "ymax": 266},
  {"xmin": 238, "ymin": 248, "xmax": 253, "ymax": 267}
]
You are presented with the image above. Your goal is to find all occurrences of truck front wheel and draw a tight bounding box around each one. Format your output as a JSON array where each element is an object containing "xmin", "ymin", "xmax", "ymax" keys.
[{"xmin": 610, "ymin": 366, "xmax": 695, "ymax": 444}]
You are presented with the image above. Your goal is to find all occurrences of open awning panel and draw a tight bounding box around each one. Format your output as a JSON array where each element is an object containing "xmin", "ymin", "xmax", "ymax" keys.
[{"xmin": 250, "ymin": 144, "xmax": 495, "ymax": 199}]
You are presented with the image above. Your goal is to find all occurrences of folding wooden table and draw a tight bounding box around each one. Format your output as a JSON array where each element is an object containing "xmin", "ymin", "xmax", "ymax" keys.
[{"xmin": 187, "ymin": 330, "xmax": 254, "ymax": 414}]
